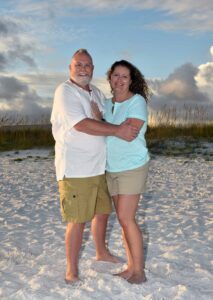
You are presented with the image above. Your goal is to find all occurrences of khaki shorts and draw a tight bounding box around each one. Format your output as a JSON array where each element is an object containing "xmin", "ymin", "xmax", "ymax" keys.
[
  {"xmin": 58, "ymin": 174, "xmax": 112, "ymax": 223},
  {"xmin": 106, "ymin": 162, "xmax": 149, "ymax": 196}
]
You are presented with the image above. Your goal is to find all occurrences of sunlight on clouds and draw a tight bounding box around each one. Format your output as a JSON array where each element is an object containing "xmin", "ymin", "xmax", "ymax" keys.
[
  {"xmin": 195, "ymin": 62, "xmax": 213, "ymax": 88},
  {"xmin": 0, "ymin": 40, "xmax": 10, "ymax": 52},
  {"xmin": 149, "ymin": 52, "xmax": 213, "ymax": 122},
  {"xmin": 195, "ymin": 71, "xmax": 213, "ymax": 106},
  {"xmin": 0, "ymin": 103, "xmax": 10, "ymax": 110},
  {"xmin": 195, "ymin": 46, "xmax": 213, "ymax": 99},
  {"xmin": 160, "ymin": 80, "xmax": 189, "ymax": 99}
]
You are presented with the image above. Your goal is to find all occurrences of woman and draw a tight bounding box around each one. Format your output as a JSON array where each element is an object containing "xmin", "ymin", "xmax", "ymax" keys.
[{"xmin": 105, "ymin": 60, "xmax": 151, "ymax": 284}]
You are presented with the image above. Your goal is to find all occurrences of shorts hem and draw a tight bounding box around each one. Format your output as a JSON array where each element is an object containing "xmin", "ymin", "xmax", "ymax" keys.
[
  {"xmin": 62, "ymin": 209, "xmax": 112, "ymax": 223},
  {"xmin": 62, "ymin": 216, "xmax": 93, "ymax": 224}
]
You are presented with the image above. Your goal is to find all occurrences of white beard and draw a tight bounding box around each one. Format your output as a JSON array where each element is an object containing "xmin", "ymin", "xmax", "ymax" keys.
[{"xmin": 73, "ymin": 75, "xmax": 91, "ymax": 86}]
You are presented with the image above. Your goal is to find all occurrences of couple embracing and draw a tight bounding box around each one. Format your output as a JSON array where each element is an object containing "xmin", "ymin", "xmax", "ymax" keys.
[{"xmin": 51, "ymin": 49, "xmax": 150, "ymax": 285}]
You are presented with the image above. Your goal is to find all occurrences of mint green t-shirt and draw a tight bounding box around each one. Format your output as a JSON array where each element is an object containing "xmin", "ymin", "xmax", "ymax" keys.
[{"xmin": 104, "ymin": 94, "xmax": 150, "ymax": 172}]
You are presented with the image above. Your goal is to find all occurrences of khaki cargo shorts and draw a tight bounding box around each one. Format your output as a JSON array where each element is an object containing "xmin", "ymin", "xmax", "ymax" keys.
[
  {"xmin": 106, "ymin": 162, "xmax": 149, "ymax": 196},
  {"xmin": 58, "ymin": 174, "xmax": 112, "ymax": 223}
]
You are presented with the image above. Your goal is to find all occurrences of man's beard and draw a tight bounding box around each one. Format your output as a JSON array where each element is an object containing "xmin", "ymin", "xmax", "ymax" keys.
[{"xmin": 73, "ymin": 75, "xmax": 91, "ymax": 86}]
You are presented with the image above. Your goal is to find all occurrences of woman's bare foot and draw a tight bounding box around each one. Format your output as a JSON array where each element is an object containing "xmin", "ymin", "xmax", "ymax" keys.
[
  {"xmin": 127, "ymin": 271, "xmax": 147, "ymax": 284},
  {"xmin": 113, "ymin": 269, "xmax": 133, "ymax": 280}
]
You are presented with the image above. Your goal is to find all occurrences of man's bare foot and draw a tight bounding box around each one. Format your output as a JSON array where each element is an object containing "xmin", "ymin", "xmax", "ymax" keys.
[
  {"xmin": 65, "ymin": 272, "xmax": 79, "ymax": 284},
  {"xmin": 113, "ymin": 269, "xmax": 133, "ymax": 280},
  {"xmin": 65, "ymin": 277, "xmax": 79, "ymax": 284},
  {"xmin": 127, "ymin": 272, "xmax": 147, "ymax": 284},
  {"xmin": 96, "ymin": 252, "xmax": 121, "ymax": 263}
]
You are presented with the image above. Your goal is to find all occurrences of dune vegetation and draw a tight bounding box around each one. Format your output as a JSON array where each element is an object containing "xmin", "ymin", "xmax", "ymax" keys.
[{"xmin": 0, "ymin": 106, "xmax": 212, "ymax": 152}]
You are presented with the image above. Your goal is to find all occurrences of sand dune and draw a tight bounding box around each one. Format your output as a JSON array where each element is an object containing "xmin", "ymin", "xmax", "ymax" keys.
[{"xmin": 0, "ymin": 148, "xmax": 212, "ymax": 300}]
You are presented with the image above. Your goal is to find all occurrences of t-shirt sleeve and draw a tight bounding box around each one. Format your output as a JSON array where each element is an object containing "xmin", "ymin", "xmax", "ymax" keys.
[
  {"xmin": 127, "ymin": 95, "xmax": 148, "ymax": 122},
  {"xmin": 54, "ymin": 84, "xmax": 87, "ymax": 130}
]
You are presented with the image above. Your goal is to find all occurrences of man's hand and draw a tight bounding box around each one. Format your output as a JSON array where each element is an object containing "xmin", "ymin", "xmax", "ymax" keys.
[
  {"xmin": 91, "ymin": 101, "xmax": 103, "ymax": 120},
  {"xmin": 74, "ymin": 118, "xmax": 139, "ymax": 140},
  {"xmin": 115, "ymin": 119, "xmax": 139, "ymax": 141}
]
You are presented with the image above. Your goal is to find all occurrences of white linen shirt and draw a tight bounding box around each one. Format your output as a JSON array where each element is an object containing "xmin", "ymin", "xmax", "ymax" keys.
[{"xmin": 51, "ymin": 79, "xmax": 106, "ymax": 180}]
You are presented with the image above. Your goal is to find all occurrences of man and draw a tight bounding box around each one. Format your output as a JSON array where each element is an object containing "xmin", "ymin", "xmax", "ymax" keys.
[{"xmin": 51, "ymin": 49, "xmax": 138, "ymax": 283}]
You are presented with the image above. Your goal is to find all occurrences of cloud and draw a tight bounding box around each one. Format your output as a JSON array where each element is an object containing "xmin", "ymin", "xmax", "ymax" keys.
[
  {"xmin": 0, "ymin": 53, "xmax": 7, "ymax": 71},
  {"xmin": 0, "ymin": 19, "xmax": 19, "ymax": 37},
  {"xmin": 2, "ymin": 60, "xmax": 212, "ymax": 123},
  {"xmin": 0, "ymin": 21, "xmax": 9, "ymax": 36},
  {"xmin": 18, "ymin": 72, "xmax": 67, "ymax": 98},
  {"xmin": 159, "ymin": 64, "xmax": 209, "ymax": 102},
  {"xmin": 195, "ymin": 46, "xmax": 213, "ymax": 103},
  {"xmin": 142, "ymin": 1, "xmax": 213, "ymax": 32},
  {"xmin": 149, "ymin": 60, "xmax": 213, "ymax": 122},
  {"xmin": 0, "ymin": 17, "xmax": 38, "ymax": 71},
  {"xmin": 1, "ymin": 61, "xmax": 212, "ymax": 124},
  {"xmin": 0, "ymin": 75, "xmax": 51, "ymax": 120},
  {"xmin": 196, "ymin": 63, "xmax": 213, "ymax": 87},
  {"xmin": 9, "ymin": 0, "xmax": 213, "ymax": 32}
]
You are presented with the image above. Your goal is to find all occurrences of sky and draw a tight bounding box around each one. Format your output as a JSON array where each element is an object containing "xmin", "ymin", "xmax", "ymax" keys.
[{"xmin": 0, "ymin": 0, "xmax": 213, "ymax": 123}]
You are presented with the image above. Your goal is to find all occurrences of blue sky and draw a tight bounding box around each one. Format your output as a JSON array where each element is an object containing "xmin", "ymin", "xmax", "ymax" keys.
[{"xmin": 0, "ymin": 0, "xmax": 213, "ymax": 123}]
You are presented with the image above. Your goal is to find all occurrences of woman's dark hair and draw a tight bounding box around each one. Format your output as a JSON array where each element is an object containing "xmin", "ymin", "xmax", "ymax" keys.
[{"xmin": 107, "ymin": 60, "xmax": 151, "ymax": 102}]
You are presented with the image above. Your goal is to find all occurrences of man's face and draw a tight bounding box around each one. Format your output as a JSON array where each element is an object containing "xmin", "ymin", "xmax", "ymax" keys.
[{"xmin": 69, "ymin": 53, "xmax": 94, "ymax": 87}]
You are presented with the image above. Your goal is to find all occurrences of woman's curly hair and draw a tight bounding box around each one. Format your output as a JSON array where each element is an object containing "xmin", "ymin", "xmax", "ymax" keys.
[{"xmin": 107, "ymin": 60, "xmax": 151, "ymax": 102}]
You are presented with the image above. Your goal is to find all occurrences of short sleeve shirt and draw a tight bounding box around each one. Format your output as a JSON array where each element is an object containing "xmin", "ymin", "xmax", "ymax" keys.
[
  {"xmin": 104, "ymin": 94, "xmax": 150, "ymax": 172},
  {"xmin": 51, "ymin": 80, "xmax": 106, "ymax": 180}
]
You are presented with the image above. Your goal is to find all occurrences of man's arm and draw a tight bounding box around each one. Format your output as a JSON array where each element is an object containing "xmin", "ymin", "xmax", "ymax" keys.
[{"xmin": 74, "ymin": 118, "xmax": 139, "ymax": 142}]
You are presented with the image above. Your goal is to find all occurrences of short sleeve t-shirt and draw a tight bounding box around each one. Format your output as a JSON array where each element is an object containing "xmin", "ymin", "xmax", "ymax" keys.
[
  {"xmin": 104, "ymin": 94, "xmax": 150, "ymax": 172},
  {"xmin": 51, "ymin": 80, "xmax": 106, "ymax": 180}
]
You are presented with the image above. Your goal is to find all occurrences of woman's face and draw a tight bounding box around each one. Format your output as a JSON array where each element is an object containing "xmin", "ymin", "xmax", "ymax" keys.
[{"xmin": 110, "ymin": 65, "xmax": 132, "ymax": 94}]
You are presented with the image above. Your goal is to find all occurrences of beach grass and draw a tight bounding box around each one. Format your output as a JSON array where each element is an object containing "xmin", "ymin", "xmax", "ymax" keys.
[
  {"xmin": 0, "ymin": 123, "xmax": 212, "ymax": 152},
  {"xmin": 0, "ymin": 107, "xmax": 212, "ymax": 152},
  {"xmin": 146, "ymin": 123, "xmax": 213, "ymax": 140},
  {"xmin": 0, "ymin": 125, "xmax": 54, "ymax": 151}
]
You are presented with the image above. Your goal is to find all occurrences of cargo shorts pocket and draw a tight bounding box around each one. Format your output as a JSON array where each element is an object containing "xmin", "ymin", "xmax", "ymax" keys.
[{"xmin": 59, "ymin": 189, "xmax": 79, "ymax": 221}]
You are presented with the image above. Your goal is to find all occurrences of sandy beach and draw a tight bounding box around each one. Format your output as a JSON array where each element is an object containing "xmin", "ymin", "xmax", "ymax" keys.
[{"xmin": 0, "ymin": 147, "xmax": 212, "ymax": 300}]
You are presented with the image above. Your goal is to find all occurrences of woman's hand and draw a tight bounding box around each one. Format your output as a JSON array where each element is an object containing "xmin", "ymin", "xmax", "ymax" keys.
[{"xmin": 91, "ymin": 101, "xmax": 103, "ymax": 120}]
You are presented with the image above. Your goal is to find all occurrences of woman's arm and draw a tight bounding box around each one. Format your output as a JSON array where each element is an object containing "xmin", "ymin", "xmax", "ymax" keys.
[{"xmin": 126, "ymin": 118, "xmax": 144, "ymax": 130}]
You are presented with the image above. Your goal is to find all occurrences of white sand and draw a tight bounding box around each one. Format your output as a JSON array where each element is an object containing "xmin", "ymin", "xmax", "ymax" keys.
[{"xmin": 0, "ymin": 148, "xmax": 212, "ymax": 300}]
